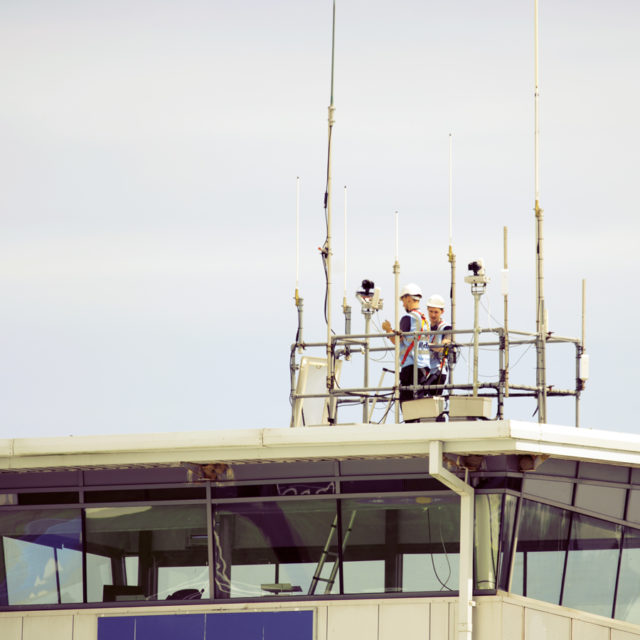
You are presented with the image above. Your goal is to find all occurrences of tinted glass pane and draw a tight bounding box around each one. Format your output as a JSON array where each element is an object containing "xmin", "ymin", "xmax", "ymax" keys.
[
  {"xmin": 562, "ymin": 514, "xmax": 621, "ymax": 617},
  {"xmin": 574, "ymin": 484, "xmax": 626, "ymax": 519},
  {"xmin": 85, "ymin": 505, "xmax": 208, "ymax": 603},
  {"xmin": 511, "ymin": 500, "xmax": 570, "ymax": 604},
  {"xmin": 342, "ymin": 495, "xmax": 459, "ymax": 594},
  {"xmin": 475, "ymin": 494, "xmax": 502, "ymax": 591},
  {"xmin": 497, "ymin": 495, "xmax": 518, "ymax": 591},
  {"xmin": 340, "ymin": 478, "xmax": 439, "ymax": 494},
  {"xmin": 213, "ymin": 481, "xmax": 336, "ymax": 500},
  {"xmin": 625, "ymin": 490, "xmax": 640, "ymax": 524},
  {"xmin": 0, "ymin": 509, "xmax": 82, "ymax": 605},
  {"xmin": 16, "ymin": 492, "xmax": 79, "ymax": 506},
  {"xmin": 615, "ymin": 527, "xmax": 640, "ymax": 624},
  {"xmin": 214, "ymin": 500, "xmax": 339, "ymax": 598},
  {"xmin": 523, "ymin": 478, "xmax": 573, "ymax": 505},
  {"xmin": 85, "ymin": 488, "xmax": 205, "ymax": 502},
  {"xmin": 578, "ymin": 462, "xmax": 628, "ymax": 483},
  {"xmin": 534, "ymin": 459, "xmax": 577, "ymax": 477}
]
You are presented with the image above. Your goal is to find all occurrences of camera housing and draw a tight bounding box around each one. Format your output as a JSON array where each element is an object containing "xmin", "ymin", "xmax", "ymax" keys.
[
  {"xmin": 468, "ymin": 260, "xmax": 485, "ymax": 276},
  {"xmin": 464, "ymin": 259, "xmax": 489, "ymax": 288},
  {"xmin": 356, "ymin": 279, "xmax": 383, "ymax": 311},
  {"xmin": 358, "ymin": 279, "xmax": 375, "ymax": 296}
]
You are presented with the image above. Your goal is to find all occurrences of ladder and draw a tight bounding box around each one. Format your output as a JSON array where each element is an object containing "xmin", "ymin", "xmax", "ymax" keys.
[{"xmin": 308, "ymin": 510, "xmax": 357, "ymax": 595}]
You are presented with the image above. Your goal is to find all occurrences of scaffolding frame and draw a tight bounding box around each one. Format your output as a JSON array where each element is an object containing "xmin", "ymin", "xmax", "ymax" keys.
[{"xmin": 290, "ymin": 324, "xmax": 585, "ymax": 426}]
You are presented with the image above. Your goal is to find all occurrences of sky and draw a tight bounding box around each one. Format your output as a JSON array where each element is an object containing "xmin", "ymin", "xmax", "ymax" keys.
[{"xmin": 1, "ymin": 0, "xmax": 638, "ymax": 438}]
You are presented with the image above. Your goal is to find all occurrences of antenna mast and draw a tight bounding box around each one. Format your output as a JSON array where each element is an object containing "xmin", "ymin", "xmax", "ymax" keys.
[
  {"xmin": 323, "ymin": 0, "xmax": 337, "ymax": 418},
  {"xmin": 534, "ymin": 0, "xmax": 547, "ymax": 423},
  {"xmin": 343, "ymin": 186, "xmax": 351, "ymax": 335},
  {"xmin": 295, "ymin": 177, "xmax": 304, "ymax": 347},
  {"xmin": 393, "ymin": 211, "xmax": 400, "ymax": 423},
  {"xmin": 448, "ymin": 134, "xmax": 456, "ymax": 387}
]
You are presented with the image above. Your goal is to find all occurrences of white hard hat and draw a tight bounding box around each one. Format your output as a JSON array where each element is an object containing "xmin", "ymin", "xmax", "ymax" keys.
[
  {"xmin": 426, "ymin": 294, "xmax": 446, "ymax": 309},
  {"xmin": 399, "ymin": 283, "xmax": 422, "ymax": 299}
]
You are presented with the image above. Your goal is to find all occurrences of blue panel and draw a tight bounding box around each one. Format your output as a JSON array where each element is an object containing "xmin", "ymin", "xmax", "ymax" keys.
[
  {"xmin": 97, "ymin": 617, "xmax": 135, "ymax": 640},
  {"xmin": 206, "ymin": 611, "xmax": 313, "ymax": 640},
  {"xmin": 135, "ymin": 614, "xmax": 205, "ymax": 640},
  {"xmin": 263, "ymin": 610, "xmax": 313, "ymax": 639},
  {"xmin": 98, "ymin": 610, "xmax": 312, "ymax": 640}
]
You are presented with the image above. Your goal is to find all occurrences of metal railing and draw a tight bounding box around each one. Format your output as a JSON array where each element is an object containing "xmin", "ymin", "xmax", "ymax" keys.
[{"xmin": 290, "ymin": 325, "xmax": 585, "ymax": 426}]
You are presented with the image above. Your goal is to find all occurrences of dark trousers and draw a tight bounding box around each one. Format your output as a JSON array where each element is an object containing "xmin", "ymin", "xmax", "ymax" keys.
[
  {"xmin": 400, "ymin": 366, "xmax": 446, "ymax": 401},
  {"xmin": 399, "ymin": 366, "xmax": 429, "ymax": 402}
]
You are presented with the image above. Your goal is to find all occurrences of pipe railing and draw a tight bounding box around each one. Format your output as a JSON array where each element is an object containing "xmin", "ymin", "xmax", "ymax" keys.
[{"xmin": 290, "ymin": 325, "xmax": 584, "ymax": 426}]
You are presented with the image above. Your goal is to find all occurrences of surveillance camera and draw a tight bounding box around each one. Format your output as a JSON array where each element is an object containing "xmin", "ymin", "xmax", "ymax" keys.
[
  {"xmin": 468, "ymin": 260, "xmax": 485, "ymax": 276},
  {"xmin": 358, "ymin": 279, "xmax": 375, "ymax": 296}
]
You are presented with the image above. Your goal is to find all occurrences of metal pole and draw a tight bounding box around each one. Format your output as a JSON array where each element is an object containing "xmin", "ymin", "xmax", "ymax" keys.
[
  {"xmin": 296, "ymin": 294, "xmax": 304, "ymax": 349},
  {"xmin": 363, "ymin": 312, "xmax": 371, "ymax": 422},
  {"xmin": 497, "ymin": 327, "xmax": 504, "ymax": 419},
  {"xmin": 575, "ymin": 342, "xmax": 581, "ymax": 427},
  {"xmin": 576, "ymin": 278, "xmax": 586, "ymax": 427},
  {"xmin": 448, "ymin": 134, "xmax": 456, "ymax": 388},
  {"xmin": 343, "ymin": 185, "xmax": 351, "ymax": 338},
  {"xmin": 290, "ymin": 294, "xmax": 304, "ymax": 427},
  {"xmin": 534, "ymin": 0, "xmax": 547, "ymax": 424},
  {"xmin": 582, "ymin": 278, "xmax": 586, "ymax": 351},
  {"xmin": 325, "ymin": 1, "xmax": 337, "ymax": 422},
  {"xmin": 343, "ymin": 303, "xmax": 351, "ymax": 336},
  {"xmin": 472, "ymin": 291, "xmax": 480, "ymax": 397},
  {"xmin": 503, "ymin": 227, "xmax": 509, "ymax": 397},
  {"xmin": 394, "ymin": 212, "xmax": 400, "ymax": 423}
]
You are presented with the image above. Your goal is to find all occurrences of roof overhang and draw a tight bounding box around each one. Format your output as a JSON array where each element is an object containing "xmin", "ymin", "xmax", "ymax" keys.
[{"xmin": 0, "ymin": 420, "xmax": 639, "ymax": 472}]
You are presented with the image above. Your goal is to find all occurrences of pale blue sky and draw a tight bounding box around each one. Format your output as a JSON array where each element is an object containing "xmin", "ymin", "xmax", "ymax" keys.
[{"xmin": 1, "ymin": 1, "xmax": 638, "ymax": 437}]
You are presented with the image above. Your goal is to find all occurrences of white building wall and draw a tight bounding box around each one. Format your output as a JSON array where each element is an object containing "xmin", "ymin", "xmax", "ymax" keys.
[{"xmin": 2, "ymin": 594, "xmax": 640, "ymax": 640}]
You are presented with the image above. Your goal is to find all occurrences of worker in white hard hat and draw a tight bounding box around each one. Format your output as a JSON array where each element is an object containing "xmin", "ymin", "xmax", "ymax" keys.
[
  {"xmin": 422, "ymin": 293, "xmax": 452, "ymax": 395},
  {"xmin": 382, "ymin": 283, "xmax": 431, "ymax": 403},
  {"xmin": 382, "ymin": 288, "xmax": 452, "ymax": 405}
]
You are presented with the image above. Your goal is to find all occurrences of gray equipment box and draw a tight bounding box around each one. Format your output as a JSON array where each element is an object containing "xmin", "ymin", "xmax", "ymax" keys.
[
  {"xmin": 449, "ymin": 396, "xmax": 492, "ymax": 419},
  {"xmin": 401, "ymin": 397, "xmax": 445, "ymax": 421}
]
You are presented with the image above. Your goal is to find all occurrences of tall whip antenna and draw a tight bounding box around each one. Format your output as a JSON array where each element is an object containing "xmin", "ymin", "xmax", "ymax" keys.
[
  {"xmin": 343, "ymin": 185, "xmax": 351, "ymax": 335},
  {"xmin": 295, "ymin": 176, "xmax": 300, "ymax": 302},
  {"xmin": 448, "ymin": 134, "xmax": 456, "ymax": 387},
  {"xmin": 393, "ymin": 211, "xmax": 400, "ymax": 423},
  {"xmin": 343, "ymin": 186, "xmax": 348, "ymax": 307},
  {"xmin": 534, "ymin": 0, "xmax": 547, "ymax": 423},
  {"xmin": 322, "ymin": 0, "xmax": 337, "ymax": 418},
  {"xmin": 294, "ymin": 177, "xmax": 304, "ymax": 350}
]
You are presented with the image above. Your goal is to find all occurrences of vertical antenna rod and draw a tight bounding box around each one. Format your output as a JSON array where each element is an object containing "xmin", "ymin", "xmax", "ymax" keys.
[
  {"xmin": 393, "ymin": 211, "xmax": 400, "ymax": 423},
  {"xmin": 534, "ymin": 0, "xmax": 547, "ymax": 423},
  {"xmin": 581, "ymin": 278, "xmax": 586, "ymax": 351},
  {"xmin": 448, "ymin": 134, "xmax": 456, "ymax": 387},
  {"xmin": 343, "ymin": 185, "xmax": 351, "ymax": 336},
  {"xmin": 576, "ymin": 278, "xmax": 587, "ymax": 427},
  {"xmin": 343, "ymin": 186, "xmax": 348, "ymax": 307},
  {"xmin": 296, "ymin": 176, "xmax": 301, "ymax": 301},
  {"xmin": 295, "ymin": 177, "xmax": 304, "ymax": 348},
  {"xmin": 503, "ymin": 227, "xmax": 509, "ymax": 397},
  {"xmin": 324, "ymin": 0, "xmax": 337, "ymax": 417}
]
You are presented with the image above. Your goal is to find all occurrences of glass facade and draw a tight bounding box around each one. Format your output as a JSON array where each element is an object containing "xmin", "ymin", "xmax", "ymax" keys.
[
  {"xmin": 508, "ymin": 494, "xmax": 639, "ymax": 621},
  {"xmin": 85, "ymin": 505, "xmax": 208, "ymax": 602},
  {"xmin": 214, "ymin": 499, "xmax": 339, "ymax": 597},
  {"xmin": 0, "ymin": 509, "xmax": 82, "ymax": 605},
  {"xmin": 1, "ymin": 455, "xmax": 640, "ymax": 626}
]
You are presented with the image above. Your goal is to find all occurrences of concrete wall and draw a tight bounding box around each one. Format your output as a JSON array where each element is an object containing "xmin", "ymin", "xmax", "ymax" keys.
[{"xmin": 1, "ymin": 593, "xmax": 640, "ymax": 640}]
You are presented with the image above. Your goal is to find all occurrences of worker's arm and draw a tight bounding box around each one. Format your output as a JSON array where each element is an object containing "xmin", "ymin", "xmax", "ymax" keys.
[
  {"xmin": 430, "ymin": 326, "xmax": 452, "ymax": 353},
  {"xmin": 381, "ymin": 320, "xmax": 396, "ymax": 344}
]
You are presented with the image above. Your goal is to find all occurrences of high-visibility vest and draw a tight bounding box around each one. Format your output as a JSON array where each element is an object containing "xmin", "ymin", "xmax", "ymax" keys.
[
  {"xmin": 427, "ymin": 319, "xmax": 450, "ymax": 373},
  {"xmin": 400, "ymin": 310, "xmax": 430, "ymax": 368},
  {"xmin": 401, "ymin": 315, "xmax": 450, "ymax": 372}
]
